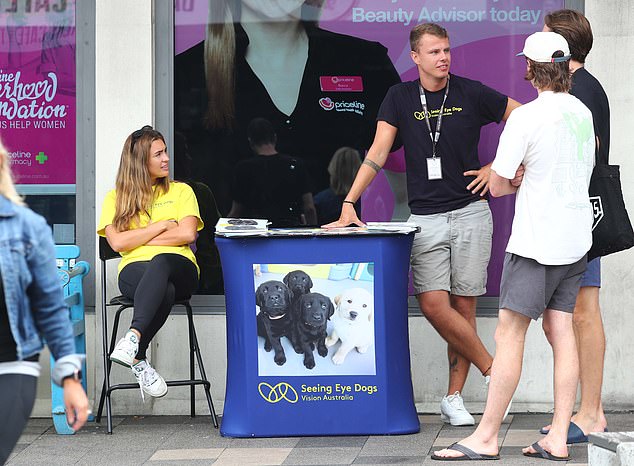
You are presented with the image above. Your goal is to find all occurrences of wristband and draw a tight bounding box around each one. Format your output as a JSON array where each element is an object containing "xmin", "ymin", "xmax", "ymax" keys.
[
  {"xmin": 342, "ymin": 200, "xmax": 355, "ymax": 205},
  {"xmin": 62, "ymin": 368, "xmax": 82, "ymax": 384}
]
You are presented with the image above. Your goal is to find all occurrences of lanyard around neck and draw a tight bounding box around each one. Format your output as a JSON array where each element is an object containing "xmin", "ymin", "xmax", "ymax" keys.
[{"xmin": 419, "ymin": 76, "xmax": 450, "ymax": 158}]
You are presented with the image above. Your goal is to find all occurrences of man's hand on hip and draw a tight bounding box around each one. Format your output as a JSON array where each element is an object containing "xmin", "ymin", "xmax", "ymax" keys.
[{"xmin": 464, "ymin": 163, "xmax": 492, "ymax": 196}]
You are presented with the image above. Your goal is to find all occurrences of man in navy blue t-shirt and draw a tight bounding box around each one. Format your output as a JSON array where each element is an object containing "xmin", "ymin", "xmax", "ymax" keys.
[{"xmin": 326, "ymin": 23, "xmax": 520, "ymax": 425}]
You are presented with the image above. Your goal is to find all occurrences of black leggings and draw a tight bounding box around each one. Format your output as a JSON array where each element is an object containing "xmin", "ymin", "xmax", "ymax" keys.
[
  {"xmin": 118, "ymin": 254, "xmax": 198, "ymax": 360},
  {"xmin": 0, "ymin": 373, "xmax": 37, "ymax": 464}
]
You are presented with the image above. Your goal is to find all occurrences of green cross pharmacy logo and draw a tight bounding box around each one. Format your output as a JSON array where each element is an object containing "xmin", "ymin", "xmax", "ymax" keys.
[{"xmin": 36, "ymin": 151, "xmax": 48, "ymax": 164}]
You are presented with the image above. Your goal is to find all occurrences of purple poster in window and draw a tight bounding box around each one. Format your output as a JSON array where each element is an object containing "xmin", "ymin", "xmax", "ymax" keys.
[
  {"xmin": 0, "ymin": 1, "xmax": 76, "ymax": 188},
  {"xmin": 174, "ymin": 0, "xmax": 564, "ymax": 296}
]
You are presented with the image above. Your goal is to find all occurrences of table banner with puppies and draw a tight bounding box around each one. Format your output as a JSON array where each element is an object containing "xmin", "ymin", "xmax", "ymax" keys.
[
  {"xmin": 216, "ymin": 233, "xmax": 419, "ymax": 437},
  {"xmin": 255, "ymin": 264, "xmax": 376, "ymax": 376}
]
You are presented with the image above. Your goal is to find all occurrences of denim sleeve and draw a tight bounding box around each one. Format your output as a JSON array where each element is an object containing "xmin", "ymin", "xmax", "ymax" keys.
[
  {"xmin": 51, "ymin": 354, "xmax": 85, "ymax": 386},
  {"xmin": 26, "ymin": 215, "xmax": 77, "ymax": 362}
]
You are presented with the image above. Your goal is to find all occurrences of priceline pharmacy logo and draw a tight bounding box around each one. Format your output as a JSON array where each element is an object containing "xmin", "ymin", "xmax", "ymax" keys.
[
  {"xmin": 7, "ymin": 150, "xmax": 48, "ymax": 167},
  {"xmin": 0, "ymin": 70, "xmax": 67, "ymax": 120},
  {"xmin": 318, "ymin": 98, "xmax": 365, "ymax": 115}
]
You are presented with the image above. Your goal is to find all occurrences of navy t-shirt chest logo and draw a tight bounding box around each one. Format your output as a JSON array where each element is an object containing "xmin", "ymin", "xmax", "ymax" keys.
[
  {"xmin": 414, "ymin": 110, "xmax": 429, "ymax": 120},
  {"xmin": 412, "ymin": 106, "xmax": 463, "ymax": 121}
]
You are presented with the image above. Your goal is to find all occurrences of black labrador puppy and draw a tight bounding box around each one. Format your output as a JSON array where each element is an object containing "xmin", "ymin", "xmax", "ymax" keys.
[
  {"xmin": 256, "ymin": 280, "xmax": 293, "ymax": 365},
  {"xmin": 291, "ymin": 292, "xmax": 334, "ymax": 369},
  {"xmin": 283, "ymin": 270, "xmax": 313, "ymax": 320}
]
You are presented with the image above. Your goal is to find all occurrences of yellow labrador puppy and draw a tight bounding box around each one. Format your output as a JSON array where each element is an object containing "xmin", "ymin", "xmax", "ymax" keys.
[{"xmin": 326, "ymin": 288, "xmax": 374, "ymax": 365}]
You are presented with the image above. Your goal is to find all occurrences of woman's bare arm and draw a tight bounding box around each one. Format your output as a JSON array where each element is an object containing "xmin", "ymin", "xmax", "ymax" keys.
[
  {"xmin": 104, "ymin": 221, "xmax": 175, "ymax": 252},
  {"xmin": 145, "ymin": 216, "xmax": 199, "ymax": 246}
]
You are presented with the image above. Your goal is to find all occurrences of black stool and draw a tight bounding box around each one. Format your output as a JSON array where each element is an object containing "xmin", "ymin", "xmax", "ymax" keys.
[{"xmin": 95, "ymin": 237, "xmax": 218, "ymax": 433}]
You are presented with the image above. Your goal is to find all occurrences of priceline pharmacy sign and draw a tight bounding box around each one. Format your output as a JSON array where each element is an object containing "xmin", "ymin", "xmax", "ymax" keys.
[{"xmin": 0, "ymin": 0, "xmax": 76, "ymax": 187}]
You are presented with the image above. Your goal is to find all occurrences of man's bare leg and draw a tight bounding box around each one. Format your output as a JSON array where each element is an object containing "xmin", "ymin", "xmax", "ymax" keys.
[
  {"xmin": 572, "ymin": 287, "xmax": 607, "ymax": 431},
  {"xmin": 433, "ymin": 309, "xmax": 530, "ymax": 459},
  {"xmin": 418, "ymin": 291, "xmax": 493, "ymax": 380},
  {"xmin": 446, "ymin": 295, "xmax": 485, "ymax": 394},
  {"xmin": 541, "ymin": 287, "xmax": 607, "ymax": 435},
  {"xmin": 525, "ymin": 309, "xmax": 578, "ymax": 458}
]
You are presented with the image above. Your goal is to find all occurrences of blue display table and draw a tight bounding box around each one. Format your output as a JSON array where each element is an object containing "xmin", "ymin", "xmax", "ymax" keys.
[{"xmin": 216, "ymin": 228, "xmax": 419, "ymax": 437}]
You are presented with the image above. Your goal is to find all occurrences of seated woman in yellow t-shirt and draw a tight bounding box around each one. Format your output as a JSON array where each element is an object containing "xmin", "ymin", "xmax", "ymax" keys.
[{"xmin": 97, "ymin": 126, "xmax": 203, "ymax": 399}]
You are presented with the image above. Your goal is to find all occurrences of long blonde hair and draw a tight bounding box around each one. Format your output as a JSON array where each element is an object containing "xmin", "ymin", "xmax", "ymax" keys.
[
  {"xmin": 112, "ymin": 127, "xmax": 169, "ymax": 231},
  {"xmin": 328, "ymin": 147, "xmax": 361, "ymax": 196},
  {"xmin": 0, "ymin": 139, "xmax": 25, "ymax": 206},
  {"xmin": 204, "ymin": 0, "xmax": 238, "ymax": 130},
  {"xmin": 203, "ymin": 0, "xmax": 323, "ymax": 130}
]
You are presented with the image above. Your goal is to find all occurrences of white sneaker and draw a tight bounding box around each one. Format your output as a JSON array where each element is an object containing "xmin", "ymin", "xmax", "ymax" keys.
[
  {"xmin": 110, "ymin": 330, "xmax": 139, "ymax": 367},
  {"xmin": 440, "ymin": 391, "xmax": 475, "ymax": 426},
  {"xmin": 131, "ymin": 360, "xmax": 168, "ymax": 399}
]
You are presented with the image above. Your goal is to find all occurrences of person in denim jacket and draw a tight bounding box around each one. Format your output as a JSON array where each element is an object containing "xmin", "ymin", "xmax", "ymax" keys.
[{"xmin": 0, "ymin": 139, "xmax": 89, "ymax": 463}]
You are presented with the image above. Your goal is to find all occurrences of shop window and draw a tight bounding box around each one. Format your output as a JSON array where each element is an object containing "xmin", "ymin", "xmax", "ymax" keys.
[
  {"xmin": 173, "ymin": 0, "xmax": 564, "ymax": 297},
  {"xmin": 0, "ymin": 1, "xmax": 77, "ymax": 243}
]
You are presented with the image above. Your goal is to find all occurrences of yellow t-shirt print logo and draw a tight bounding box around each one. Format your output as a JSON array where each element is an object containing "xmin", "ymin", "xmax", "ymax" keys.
[{"xmin": 414, "ymin": 109, "xmax": 434, "ymax": 120}]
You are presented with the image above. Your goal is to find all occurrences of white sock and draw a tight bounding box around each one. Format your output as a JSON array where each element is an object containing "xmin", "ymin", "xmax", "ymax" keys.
[{"xmin": 126, "ymin": 330, "xmax": 139, "ymax": 344}]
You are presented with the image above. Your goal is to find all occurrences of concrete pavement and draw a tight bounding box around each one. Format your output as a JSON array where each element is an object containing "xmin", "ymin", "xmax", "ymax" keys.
[{"xmin": 7, "ymin": 413, "xmax": 634, "ymax": 465}]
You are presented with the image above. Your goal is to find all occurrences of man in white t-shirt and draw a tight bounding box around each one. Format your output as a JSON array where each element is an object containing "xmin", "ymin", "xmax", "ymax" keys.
[{"xmin": 432, "ymin": 32, "xmax": 594, "ymax": 462}]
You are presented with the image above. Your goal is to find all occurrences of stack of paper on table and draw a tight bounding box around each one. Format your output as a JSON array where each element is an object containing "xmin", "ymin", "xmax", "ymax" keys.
[
  {"xmin": 215, "ymin": 218, "xmax": 269, "ymax": 236},
  {"xmin": 365, "ymin": 222, "xmax": 419, "ymax": 233}
]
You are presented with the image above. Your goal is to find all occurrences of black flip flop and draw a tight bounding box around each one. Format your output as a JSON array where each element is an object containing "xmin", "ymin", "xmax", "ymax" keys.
[
  {"xmin": 523, "ymin": 442, "xmax": 570, "ymax": 461},
  {"xmin": 540, "ymin": 422, "xmax": 608, "ymax": 443},
  {"xmin": 431, "ymin": 442, "xmax": 500, "ymax": 461}
]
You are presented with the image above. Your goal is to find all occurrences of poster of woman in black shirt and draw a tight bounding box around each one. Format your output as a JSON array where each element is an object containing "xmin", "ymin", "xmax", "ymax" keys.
[
  {"xmin": 175, "ymin": 0, "xmax": 562, "ymax": 296},
  {"xmin": 174, "ymin": 0, "xmax": 402, "ymax": 215}
]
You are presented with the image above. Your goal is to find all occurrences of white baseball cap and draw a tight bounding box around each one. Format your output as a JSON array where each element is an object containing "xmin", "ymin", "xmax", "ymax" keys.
[{"xmin": 517, "ymin": 31, "xmax": 571, "ymax": 63}]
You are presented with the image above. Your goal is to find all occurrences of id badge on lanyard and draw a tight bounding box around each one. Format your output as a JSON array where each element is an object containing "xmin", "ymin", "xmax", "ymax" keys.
[
  {"xmin": 427, "ymin": 157, "xmax": 442, "ymax": 180},
  {"xmin": 420, "ymin": 78, "xmax": 449, "ymax": 181}
]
